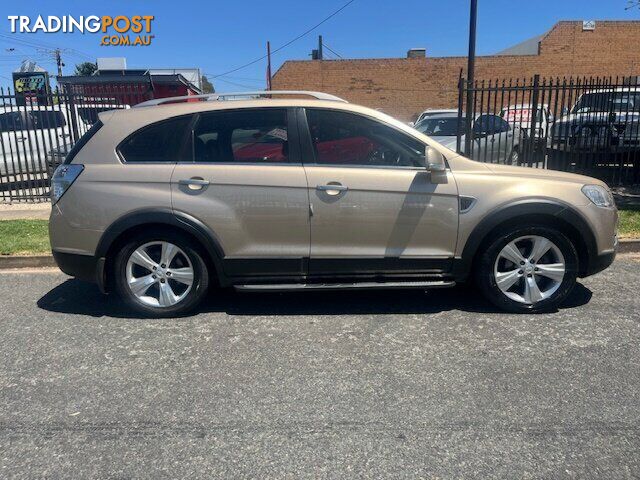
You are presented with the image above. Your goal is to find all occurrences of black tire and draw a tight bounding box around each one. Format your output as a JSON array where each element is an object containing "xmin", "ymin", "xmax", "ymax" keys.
[
  {"xmin": 114, "ymin": 230, "xmax": 209, "ymax": 317},
  {"xmin": 475, "ymin": 225, "xmax": 578, "ymax": 313}
]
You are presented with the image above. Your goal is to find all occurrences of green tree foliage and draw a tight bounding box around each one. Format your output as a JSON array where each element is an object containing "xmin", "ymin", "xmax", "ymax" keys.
[{"xmin": 74, "ymin": 62, "xmax": 98, "ymax": 76}]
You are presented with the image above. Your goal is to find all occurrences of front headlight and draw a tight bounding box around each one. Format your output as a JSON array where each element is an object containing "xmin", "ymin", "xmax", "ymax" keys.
[{"xmin": 582, "ymin": 184, "xmax": 615, "ymax": 208}]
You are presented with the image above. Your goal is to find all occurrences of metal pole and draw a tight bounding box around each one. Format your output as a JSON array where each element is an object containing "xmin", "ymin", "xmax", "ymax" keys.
[
  {"xmin": 318, "ymin": 35, "xmax": 323, "ymax": 60},
  {"xmin": 266, "ymin": 41, "xmax": 272, "ymax": 90},
  {"xmin": 464, "ymin": 0, "xmax": 477, "ymax": 156}
]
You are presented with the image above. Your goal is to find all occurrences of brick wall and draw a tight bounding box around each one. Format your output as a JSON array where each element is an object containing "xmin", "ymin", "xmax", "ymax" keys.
[{"xmin": 271, "ymin": 21, "xmax": 640, "ymax": 121}]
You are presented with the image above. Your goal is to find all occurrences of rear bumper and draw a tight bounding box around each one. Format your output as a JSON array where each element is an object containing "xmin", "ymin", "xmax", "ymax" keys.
[{"xmin": 52, "ymin": 250, "xmax": 107, "ymax": 292}]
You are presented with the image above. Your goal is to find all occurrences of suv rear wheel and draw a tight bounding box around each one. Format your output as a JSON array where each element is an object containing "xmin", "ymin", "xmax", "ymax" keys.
[
  {"xmin": 475, "ymin": 226, "xmax": 578, "ymax": 313},
  {"xmin": 114, "ymin": 231, "xmax": 209, "ymax": 317}
]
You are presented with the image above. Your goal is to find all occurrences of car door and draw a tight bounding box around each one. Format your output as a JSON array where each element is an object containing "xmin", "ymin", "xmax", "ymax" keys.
[
  {"xmin": 171, "ymin": 107, "xmax": 310, "ymax": 279},
  {"xmin": 474, "ymin": 114, "xmax": 515, "ymax": 163},
  {"xmin": 299, "ymin": 108, "xmax": 459, "ymax": 277},
  {"xmin": 0, "ymin": 110, "xmax": 30, "ymax": 178}
]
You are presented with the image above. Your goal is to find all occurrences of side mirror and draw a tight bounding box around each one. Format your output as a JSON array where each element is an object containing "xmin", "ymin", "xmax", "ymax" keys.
[
  {"xmin": 408, "ymin": 121, "xmax": 415, "ymax": 127},
  {"xmin": 425, "ymin": 145, "xmax": 446, "ymax": 172}
]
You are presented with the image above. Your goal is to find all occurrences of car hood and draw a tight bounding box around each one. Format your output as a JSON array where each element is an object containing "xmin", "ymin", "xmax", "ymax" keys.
[
  {"xmin": 483, "ymin": 162, "xmax": 607, "ymax": 187},
  {"xmin": 430, "ymin": 135, "xmax": 459, "ymax": 150}
]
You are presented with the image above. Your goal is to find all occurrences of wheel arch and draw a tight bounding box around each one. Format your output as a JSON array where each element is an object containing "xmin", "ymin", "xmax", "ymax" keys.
[
  {"xmin": 453, "ymin": 199, "xmax": 597, "ymax": 281},
  {"xmin": 95, "ymin": 208, "xmax": 227, "ymax": 291}
]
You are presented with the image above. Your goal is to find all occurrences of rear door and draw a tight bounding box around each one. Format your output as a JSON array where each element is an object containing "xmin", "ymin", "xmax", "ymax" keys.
[
  {"xmin": 171, "ymin": 107, "xmax": 310, "ymax": 279},
  {"xmin": 299, "ymin": 108, "xmax": 458, "ymax": 277}
]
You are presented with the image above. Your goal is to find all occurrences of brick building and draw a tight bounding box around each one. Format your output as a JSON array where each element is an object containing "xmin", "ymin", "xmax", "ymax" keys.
[{"xmin": 271, "ymin": 21, "xmax": 640, "ymax": 121}]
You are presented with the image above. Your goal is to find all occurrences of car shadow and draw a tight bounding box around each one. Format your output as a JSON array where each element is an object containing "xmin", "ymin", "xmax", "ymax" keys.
[{"xmin": 36, "ymin": 279, "xmax": 593, "ymax": 319}]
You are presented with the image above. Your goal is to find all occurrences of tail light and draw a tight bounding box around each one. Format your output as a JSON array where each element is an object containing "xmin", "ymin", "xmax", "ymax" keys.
[{"xmin": 51, "ymin": 164, "xmax": 84, "ymax": 204}]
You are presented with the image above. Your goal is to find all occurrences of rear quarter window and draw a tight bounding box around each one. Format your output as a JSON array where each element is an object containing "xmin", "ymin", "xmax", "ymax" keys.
[{"xmin": 118, "ymin": 116, "xmax": 192, "ymax": 163}]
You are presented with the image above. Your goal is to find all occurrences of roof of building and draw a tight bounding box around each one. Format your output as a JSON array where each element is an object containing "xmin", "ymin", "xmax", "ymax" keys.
[
  {"xmin": 57, "ymin": 72, "xmax": 202, "ymax": 93},
  {"xmin": 495, "ymin": 33, "xmax": 544, "ymax": 56}
]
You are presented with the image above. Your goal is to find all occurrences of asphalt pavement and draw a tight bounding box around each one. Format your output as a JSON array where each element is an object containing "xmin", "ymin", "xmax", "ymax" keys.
[{"xmin": 0, "ymin": 255, "xmax": 639, "ymax": 478}]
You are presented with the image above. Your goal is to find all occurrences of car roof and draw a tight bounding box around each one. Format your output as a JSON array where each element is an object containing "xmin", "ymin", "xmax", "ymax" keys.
[
  {"xmin": 580, "ymin": 87, "xmax": 640, "ymax": 94},
  {"xmin": 102, "ymin": 98, "xmax": 406, "ymax": 128}
]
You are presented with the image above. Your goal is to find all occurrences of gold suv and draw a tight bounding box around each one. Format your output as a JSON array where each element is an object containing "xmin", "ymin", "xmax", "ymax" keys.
[{"xmin": 49, "ymin": 91, "xmax": 618, "ymax": 317}]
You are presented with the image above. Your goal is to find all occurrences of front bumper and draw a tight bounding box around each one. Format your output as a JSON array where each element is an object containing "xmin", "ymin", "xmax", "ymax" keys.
[{"xmin": 583, "ymin": 250, "xmax": 616, "ymax": 277}]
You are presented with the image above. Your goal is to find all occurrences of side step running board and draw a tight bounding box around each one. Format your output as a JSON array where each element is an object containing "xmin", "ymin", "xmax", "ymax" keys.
[{"xmin": 234, "ymin": 280, "xmax": 455, "ymax": 292}]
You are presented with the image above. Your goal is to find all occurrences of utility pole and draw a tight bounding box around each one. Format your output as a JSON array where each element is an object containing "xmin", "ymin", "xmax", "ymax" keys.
[
  {"xmin": 318, "ymin": 35, "xmax": 323, "ymax": 60},
  {"xmin": 54, "ymin": 48, "xmax": 64, "ymax": 77},
  {"xmin": 266, "ymin": 41, "xmax": 272, "ymax": 90},
  {"xmin": 464, "ymin": 0, "xmax": 478, "ymax": 157}
]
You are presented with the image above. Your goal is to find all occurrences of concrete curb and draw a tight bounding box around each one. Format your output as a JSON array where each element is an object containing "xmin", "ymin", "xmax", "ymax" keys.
[
  {"xmin": 1, "ymin": 240, "xmax": 639, "ymax": 270},
  {"xmin": 618, "ymin": 239, "xmax": 640, "ymax": 253},
  {"xmin": 0, "ymin": 255, "xmax": 58, "ymax": 269}
]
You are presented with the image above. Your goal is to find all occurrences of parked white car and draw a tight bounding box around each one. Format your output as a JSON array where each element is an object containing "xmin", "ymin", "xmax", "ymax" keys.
[
  {"xmin": 500, "ymin": 104, "xmax": 552, "ymax": 148},
  {"xmin": 0, "ymin": 105, "xmax": 72, "ymax": 177},
  {"xmin": 414, "ymin": 112, "xmax": 521, "ymax": 164},
  {"xmin": 412, "ymin": 108, "xmax": 458, "ymax": 126}
]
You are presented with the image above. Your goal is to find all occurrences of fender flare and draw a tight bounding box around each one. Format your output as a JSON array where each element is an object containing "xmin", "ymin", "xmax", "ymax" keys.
[
  {"xmin": 95, "ymin": 208, "xmax": 226, "ymax": 282},
  {"xmin": 453, "ymin": 199, "xmax": 597, "ymax": 280}
]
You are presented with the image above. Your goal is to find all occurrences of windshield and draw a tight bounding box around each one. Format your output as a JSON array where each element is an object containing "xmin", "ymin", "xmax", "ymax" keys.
[
  {"xmin": 572, "ymin": 92, "xmax": 640, "ymax": 113},
  {"xmin": 415, "ymin": 117, "xmax": 459, "ymax": 136}
]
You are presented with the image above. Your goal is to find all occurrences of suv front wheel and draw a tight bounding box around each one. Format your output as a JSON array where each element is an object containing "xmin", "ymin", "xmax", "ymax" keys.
[
  {"xmin": 475, "ymin": 226, "xmax": 578, "ymax": 313},
  {"xmin": 114, "ymin": 231, "xmax": 210, "ymax": 317}
]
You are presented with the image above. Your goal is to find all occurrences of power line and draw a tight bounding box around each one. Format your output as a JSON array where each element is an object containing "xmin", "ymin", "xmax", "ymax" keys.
[
  {"xmin": 211, "ymin": 0, "xmax": 356, "ymax": 78},
  {"xmin": 214, "ymin": 77, "xmax": 264, "ymax": 90},
  {"xmin": 322, "ymin": 42, "xmax": 343, "ymax": 59}
]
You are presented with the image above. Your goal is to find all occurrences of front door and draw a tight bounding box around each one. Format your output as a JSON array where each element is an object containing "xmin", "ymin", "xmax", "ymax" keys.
[
  {"xmin": 299, "ymin": 108, "xmax": 459, "ymax": 277},
  {"xmin": 171, "ymin": 107, "xmax": 310, "ymax": 279}
]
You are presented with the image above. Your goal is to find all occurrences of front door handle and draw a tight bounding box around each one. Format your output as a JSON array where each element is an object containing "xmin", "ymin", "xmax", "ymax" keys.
[
  {"xmin": 317, "ymin": 183, "xmax": 348, "ymax": 195},
  {"xmin": 179, "ymin": 177, "xmax": 210, "ymax": 190}
]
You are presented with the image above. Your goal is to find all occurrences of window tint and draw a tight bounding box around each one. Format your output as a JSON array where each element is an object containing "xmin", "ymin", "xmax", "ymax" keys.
[
  {"xmin": 119, "ymin": 116, "xmax": 191, "ymax": 163},
  {"xmin": 474, "ymin": 114, "xmax": 510, "ymax": 135},
  {"xmin": 193, "ymin": 109, "xmax": 289, "ymax": 163},
  {"xmin": 0, "ymin": 112, "xmax": 24, "ymax": 132},
  {"xmin": 306, "ymin": 109, "xmax": 424, "ymax": 167},
  {"xmin": 28, "ymin": 110, "xmax": 66, "ymax": 130}
]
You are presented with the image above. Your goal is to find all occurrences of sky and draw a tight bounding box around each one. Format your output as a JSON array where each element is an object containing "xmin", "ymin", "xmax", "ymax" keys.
[{"xmin": 0, "ymin": 0, "xmax": 638, "ymax": 91}]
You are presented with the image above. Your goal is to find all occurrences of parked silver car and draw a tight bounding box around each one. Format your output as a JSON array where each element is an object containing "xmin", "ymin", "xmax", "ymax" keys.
[{"xmin": 414, "ymin": 112, "xmax": 521, "ymax": 164}]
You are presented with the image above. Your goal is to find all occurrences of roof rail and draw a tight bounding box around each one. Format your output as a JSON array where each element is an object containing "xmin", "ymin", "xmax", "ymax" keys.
[{"xmin": 134, "ymin": 90, "xmax": 347, "ymax": 108}]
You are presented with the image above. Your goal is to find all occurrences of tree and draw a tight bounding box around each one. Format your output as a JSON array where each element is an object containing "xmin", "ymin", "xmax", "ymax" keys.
[
  {"xmin": 74, "ymin": 62, "xmax": 98, "ymax": 76},
  {"xmin": 201, "ymin": 75, "xmax": 215, "ymax": 93},
  {"xmin": 627, "ymin": 0, "xmax": 640, "ymax": 8}
]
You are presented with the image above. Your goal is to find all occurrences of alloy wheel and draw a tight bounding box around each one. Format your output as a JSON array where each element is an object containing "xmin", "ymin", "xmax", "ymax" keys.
[
  {"xmin": 125, "ymin": 241, "xmax": 194, "ymax": 308},
  {"xmin": 493, "ymin": 235, "xmax": 566, "ymax": 305}
]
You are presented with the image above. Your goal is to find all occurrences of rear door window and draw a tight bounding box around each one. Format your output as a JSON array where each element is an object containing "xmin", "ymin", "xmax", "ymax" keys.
[
  {"xmin": 0, "ymin": 112, "xmax": 25, "ymax": 132},
  {"xmin": 192, "ymin": 109, "xmax": 289, "ymax": 163},
  {"xmin": 28, "ymin": 111, "xmax": 66, "ymax": 130},
  {"xmin": 119, "ymin": 116, "xmax": 192, "ymax": 163}
]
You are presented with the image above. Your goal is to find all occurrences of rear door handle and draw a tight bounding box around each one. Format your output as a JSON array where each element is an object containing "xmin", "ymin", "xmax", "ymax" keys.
[
  {"xmin": 179, "ymin": 178, "xmax": 210, "ymax": 190},
  {"xmin": 317, "ymin": 184, "xmax": 348, "ymax": 195}
]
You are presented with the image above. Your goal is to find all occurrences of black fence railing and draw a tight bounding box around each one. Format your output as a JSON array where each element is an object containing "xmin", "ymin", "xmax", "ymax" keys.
[
  {"xmin": 456, "ymin": 75, "xmax": 640, "ymax": 186},
  {"xmin": 0, "ymin": 86, "xmax": 149, "ymax": 202}
]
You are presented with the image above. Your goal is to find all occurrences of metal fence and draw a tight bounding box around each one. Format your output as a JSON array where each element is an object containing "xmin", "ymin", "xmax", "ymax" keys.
[
  {"xmin": 456, "ymin": 75, "xmax": 640, "ymax": 186},
  {"xmin": 0, "ymin": 86, "xmax": 148, "ymax": 202},
  {"xmin": 3, "ymin": 76, "xmax": 640, "ymax": 202}
]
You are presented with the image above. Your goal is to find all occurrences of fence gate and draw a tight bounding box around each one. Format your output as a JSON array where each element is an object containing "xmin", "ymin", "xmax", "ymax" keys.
[
  {"xmin": 456, "ymin": 75, "xmax": 640, "ymax": 186},
  {"xmin": 0, "ymin": 86, "xmax": 148, "ymax": 202}
]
